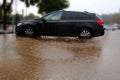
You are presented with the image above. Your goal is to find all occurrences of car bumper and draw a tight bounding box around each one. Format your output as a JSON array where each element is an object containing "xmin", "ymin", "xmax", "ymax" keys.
[
  {"xmin": 93, "ymin": 28, "xmax": 105, "ymax": 37},
  {"xmin": 15, "ymin": 25, "xmax": 24, "ymax": 35}
]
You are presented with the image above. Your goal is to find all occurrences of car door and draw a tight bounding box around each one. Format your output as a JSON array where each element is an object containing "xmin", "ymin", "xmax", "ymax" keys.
[
  {"xmin": 43, "ymin": 11, "xmax": 63, "ymax": 36},
  {"xmin": 60, "ymin": 12, "xmax": 79, "ymax": 36}
]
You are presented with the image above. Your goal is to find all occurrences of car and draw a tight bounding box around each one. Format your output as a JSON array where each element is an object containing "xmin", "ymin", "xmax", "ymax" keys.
[
  {"xmin": 104, "ymin": 25, "xmax": 118, "ymax": 31},
  {"xmin": 16, "ymin": 10, "xmax": 105, "ymax": 39}
]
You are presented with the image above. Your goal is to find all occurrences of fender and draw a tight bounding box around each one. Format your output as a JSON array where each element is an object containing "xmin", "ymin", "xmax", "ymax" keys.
[{"xmin": 77, "ymin": 23, "xmax": 95, "ymax": 36}]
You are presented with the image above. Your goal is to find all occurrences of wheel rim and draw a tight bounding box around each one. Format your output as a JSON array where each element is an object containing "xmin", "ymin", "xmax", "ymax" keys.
[
  {"xmin": 80, "ymin": 29, "xmax": 91, "ymax": 38},
  {"xmin": 24, "ymin": 27, "xmax": 34, "ymax": 36}
]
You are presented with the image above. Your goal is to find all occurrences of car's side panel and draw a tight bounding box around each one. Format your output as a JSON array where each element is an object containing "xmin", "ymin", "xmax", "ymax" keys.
[
  {"xmin": 44, "ymin": 20, "xmax": 59, "ymax": 36},
  {"xmin": 16, "ymin": 11, "xmax": 104, "ymax": 38},
  {"xmin": 58, "ymin": 20, "xmax": 78, "ymax": 36},
  {"xmin": 41, "ymin": 20, "xmax": 100, "ymax": 37}
]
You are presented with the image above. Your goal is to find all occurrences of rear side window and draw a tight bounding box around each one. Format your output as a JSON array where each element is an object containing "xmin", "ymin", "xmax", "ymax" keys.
[
  {"xmin": 96, "ymin": 15, "xmax": 103, "ymax": 20},
  {"xmin": 62, "ymin": 12, "xmax": 90, "ymax": 20},
  {"xmin": 88, "ymin": 14, "xmax": 101, "ymax": 20}
]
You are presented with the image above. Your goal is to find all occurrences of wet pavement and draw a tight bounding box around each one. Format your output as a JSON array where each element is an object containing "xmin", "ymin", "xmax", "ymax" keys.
[
  {"xmin": 0, "ymin": 25, "xmax": 15, "ymax": 34},
  {"xmin": 0, "ymin": 30, "xmax": 120, "ymax": 80}
]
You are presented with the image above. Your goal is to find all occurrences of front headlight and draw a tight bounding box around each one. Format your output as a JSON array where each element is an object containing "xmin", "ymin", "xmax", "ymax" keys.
[{"xmin": 17, "ymin": 23, "xmax": 22, "ymax": 26}]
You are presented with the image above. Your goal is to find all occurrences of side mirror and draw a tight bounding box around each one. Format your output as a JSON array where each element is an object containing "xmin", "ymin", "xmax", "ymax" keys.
[{"xmin": 41, "ymin": 18, "xmax": 47, "ymax": 23}]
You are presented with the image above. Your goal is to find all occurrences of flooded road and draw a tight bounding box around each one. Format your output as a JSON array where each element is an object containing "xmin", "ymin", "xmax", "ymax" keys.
[{"xmin": 0, "ymin": 31, "xmax": 120, "ymax": 80}]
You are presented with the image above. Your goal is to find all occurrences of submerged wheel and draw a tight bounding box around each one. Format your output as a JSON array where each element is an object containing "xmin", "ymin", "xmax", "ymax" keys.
[
  {"xmin": 78, "ymin": 28, "xmax": 92, "ymax": 39},
  {"xmin": 24, "ymin": 26, "xmax": 35, "ymax": 37}
]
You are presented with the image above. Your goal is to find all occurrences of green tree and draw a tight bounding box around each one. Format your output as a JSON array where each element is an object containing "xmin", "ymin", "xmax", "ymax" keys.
[
  {"xmin": 20, "ymin": 0, "xmax": 39, "ymax": 7},
  {"xmin": 101, "ymin": 12, "xmax": 120, "ymax": 24},
  {"xmin": 13, "ymin": 13, "xmax": 23, "ymax": 24},
  {"xmin": 0, "ymin": 4, "xmax": 3, "ymax": 21},
  {"xmin": 0, "ymin": 3, "xmax": 12, "ymax": 24},
  {"xmin": 1, "ymin": 0, "xmax": 13, "ymax": 30},
  {"xmin": 37, "ymin": 0, "xmax": 69, "ymax": 14},
  {"xmin": 24, "ymin": 13, "xmax": 39, "ymax": 19},
  {"xmin": 21, "ymin": 0, "xmax": 69, "ymax": 14}
]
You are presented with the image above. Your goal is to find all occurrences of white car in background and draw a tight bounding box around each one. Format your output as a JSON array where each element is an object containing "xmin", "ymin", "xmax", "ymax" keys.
[
  {"xmin": 114, "ymin": 24, "xmax": 120, "ymax": 30},
  {"xmin": 104, "ymin": 25, "xmax": 118, "ymax": 31}
]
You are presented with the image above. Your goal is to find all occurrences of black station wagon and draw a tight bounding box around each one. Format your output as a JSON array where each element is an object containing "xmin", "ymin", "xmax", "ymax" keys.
[{"xmin": 16, "ymin": 10, "xmax": 104, "ymax": 39}]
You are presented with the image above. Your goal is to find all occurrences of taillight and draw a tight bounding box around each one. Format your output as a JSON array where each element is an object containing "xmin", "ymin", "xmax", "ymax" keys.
[{"xmin": 97, "ymin": 20, "xmax": 104, "ymax": 26}]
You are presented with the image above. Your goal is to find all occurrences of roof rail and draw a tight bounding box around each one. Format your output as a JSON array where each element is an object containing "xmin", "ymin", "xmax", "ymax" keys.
[{"xmin": 84, "ymin": 11, "xmax": 89, "ymax": 13}]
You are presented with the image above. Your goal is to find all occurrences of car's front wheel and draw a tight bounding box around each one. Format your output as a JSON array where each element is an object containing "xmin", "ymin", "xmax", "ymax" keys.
[
  {"xmin": 78, "ymin": 28, "xmax": 92, "ymax": 39},
  {"xmin": 24, "ymin": 26, "xmax": 35, "ymax": 37}
]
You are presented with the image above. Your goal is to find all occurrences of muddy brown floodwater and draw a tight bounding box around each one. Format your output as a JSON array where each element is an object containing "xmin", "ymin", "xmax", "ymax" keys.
[{"xmin": 0, "ymin": 30, "xmax": 120, "ymax": 80}]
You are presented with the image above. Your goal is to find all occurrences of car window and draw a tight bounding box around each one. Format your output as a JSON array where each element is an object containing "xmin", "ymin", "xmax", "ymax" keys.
[
  {"xmin": 88, "ymin": 14, "xmax": 100, "ymax": 20},
  {"xmin": 44, "ymin": 11, "xmax": 63, "ymax": 21},
  {"xmin": 62, "ymin": 12, "xmax": 90, "ymax": 20}
]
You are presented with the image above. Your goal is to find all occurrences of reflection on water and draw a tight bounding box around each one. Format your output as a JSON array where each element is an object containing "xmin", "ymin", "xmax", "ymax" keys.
[
  {"xmin": 36, "ymin": 37, "xmax": 102, "ymax": 62},
  {"xmin": 0, "ymin": 34, "xmax": 104, "ymax": 80},
  {"xmin": 0, "ymin": 35, "xmax": 45, "ymax": 80}
]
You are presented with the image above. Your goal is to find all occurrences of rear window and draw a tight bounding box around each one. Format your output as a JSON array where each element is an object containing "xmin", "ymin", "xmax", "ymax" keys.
[{"xmin": 62, "ymin": 12, "xmax": 90, "ymax": 20}]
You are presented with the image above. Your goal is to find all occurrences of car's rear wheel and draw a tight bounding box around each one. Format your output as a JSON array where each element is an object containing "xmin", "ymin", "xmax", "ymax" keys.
[
  {"xmin": 78, "ymin": 28, "xmax": 92, "ymax": 39},
  {"xmin": 24, "ymin": 26, "xmax": 35, "ymax": 37}
]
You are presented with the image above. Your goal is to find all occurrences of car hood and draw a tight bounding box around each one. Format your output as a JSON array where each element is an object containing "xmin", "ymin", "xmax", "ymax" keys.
[{"xmin": 21, "ymin": 19, "xmax": 42, "ymax": 23}]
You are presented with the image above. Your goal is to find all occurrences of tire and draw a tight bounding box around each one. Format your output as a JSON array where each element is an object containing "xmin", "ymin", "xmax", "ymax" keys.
[
  {"xmin": 78, "ymin": 28, "xmax": 92, "ymax": 39},
  {"xmin": 23, "ymin": 26, "xmax": 35, "ymax": 37}
]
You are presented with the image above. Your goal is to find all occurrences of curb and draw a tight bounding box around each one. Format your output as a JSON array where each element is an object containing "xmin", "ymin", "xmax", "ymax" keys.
[{"xmin": 0, "ymin": 31, "xmax": 14, "ymax": 34}]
